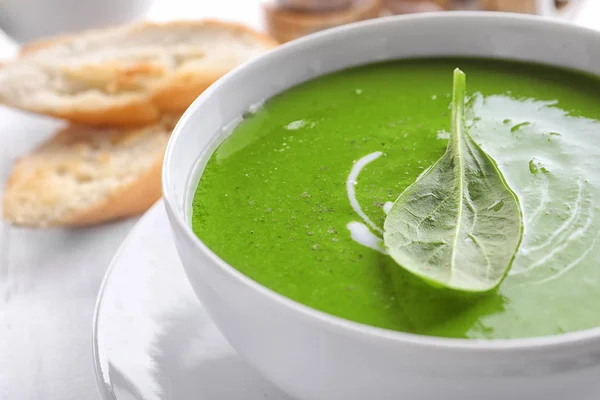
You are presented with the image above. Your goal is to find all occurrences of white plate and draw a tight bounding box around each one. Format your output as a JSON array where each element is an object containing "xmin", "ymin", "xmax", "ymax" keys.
[{"xmin": 93, "ymin": 200, "xmax": 293, "ymax": 400}]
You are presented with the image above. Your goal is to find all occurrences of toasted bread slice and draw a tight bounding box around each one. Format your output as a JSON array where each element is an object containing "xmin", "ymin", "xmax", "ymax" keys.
[
  {"xmin": 2, "ymin": 116, "xmax": 178, "ymax": 227},
  {"xmin": 0, "ymin": 20, "xmax": 277, "ymax": 127}
]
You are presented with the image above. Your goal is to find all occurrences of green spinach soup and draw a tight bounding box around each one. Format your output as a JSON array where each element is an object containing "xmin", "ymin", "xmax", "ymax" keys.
[{"xmin": 192, "ymin": 58, "xmax": 600, "ymax": 339}]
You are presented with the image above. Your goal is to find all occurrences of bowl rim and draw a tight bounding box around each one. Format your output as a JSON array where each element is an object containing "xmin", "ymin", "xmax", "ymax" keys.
[{"xmin": 163, "ymin": 11, "xmax": 600, "ymax": 352}]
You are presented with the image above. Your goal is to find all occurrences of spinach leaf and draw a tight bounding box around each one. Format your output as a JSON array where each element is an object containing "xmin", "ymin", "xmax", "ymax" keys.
[{"xmin": 383, "ymin": 69, "xmax": 523, "ymax": 292}]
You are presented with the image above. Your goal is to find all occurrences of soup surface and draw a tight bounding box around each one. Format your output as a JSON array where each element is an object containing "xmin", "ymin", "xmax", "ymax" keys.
[{"xmin": 192, "ymin": 58, "xmax": 600, "ymax": 339}]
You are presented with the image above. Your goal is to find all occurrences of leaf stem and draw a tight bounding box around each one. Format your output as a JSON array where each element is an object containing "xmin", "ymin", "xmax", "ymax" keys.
[
  {"xmin": 449, "ymin": 68, "xmax": 466, "ymax": 281},
  {"xmin": 451, "ymin": 68, "xmax": 466, "ymax": 149}
]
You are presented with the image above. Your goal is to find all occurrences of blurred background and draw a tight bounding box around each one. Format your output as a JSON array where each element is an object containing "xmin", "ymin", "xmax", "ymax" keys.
[
  {"xmin": 0, "ymin": 0, "xmax": 597, "ymax": 399},
  {"xmin": 0, "ymin": 0, "xmax": 595, "ymax": 49}
]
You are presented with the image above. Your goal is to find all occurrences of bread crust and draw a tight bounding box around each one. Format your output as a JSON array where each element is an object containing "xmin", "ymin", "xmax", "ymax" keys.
[
  {"xmin": 21, "ymin": 19, "xmax": 279, "ymax": 54},
  {"xmin": 59, "ymin": 160, "xmax": 163, "ymax": 227},
  {"xmin": 2, "ymin": 157, "xmax": 164, "ymax": 228},
  {"xmin": 152, "ymin": 70, "xmax": 225, "ymax": 113},
  {"xmin": 43, "ymin": 100, "xmax": 161, "ymax": 127},
  {"xmin": 1, "ymin": 20, "xmax": 278, "ymax": 127},
  {"xmin": 2, "ymin": 116, "xmax": 178, "ymax": 228}
]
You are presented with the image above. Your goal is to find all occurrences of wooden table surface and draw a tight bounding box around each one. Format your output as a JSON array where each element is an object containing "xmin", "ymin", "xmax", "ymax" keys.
[{"xmin": 0, "ymin": 1, "xmax": 597, "ymax": 399}]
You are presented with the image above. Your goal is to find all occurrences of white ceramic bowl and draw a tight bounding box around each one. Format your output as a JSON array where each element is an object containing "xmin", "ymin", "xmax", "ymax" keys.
[{"xmin": 163, "ymin": 13, "xmax": 600, "ymax": 400}]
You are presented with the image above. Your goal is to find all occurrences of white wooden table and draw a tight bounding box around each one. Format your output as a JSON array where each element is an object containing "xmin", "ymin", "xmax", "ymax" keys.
[
  {"xmin": 0, "ymin": 1, "xmax": 598, "ymax": 399},
  {"xmin": 0, "ymin": 2, "xmax": 260, "ymax": 400}
]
